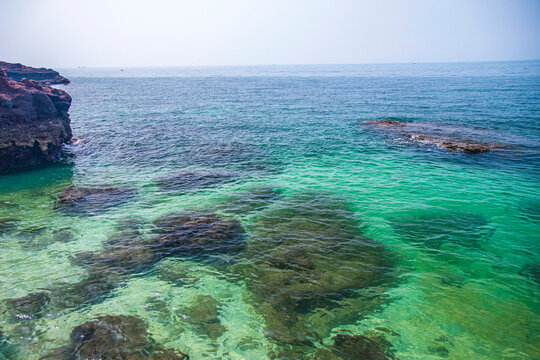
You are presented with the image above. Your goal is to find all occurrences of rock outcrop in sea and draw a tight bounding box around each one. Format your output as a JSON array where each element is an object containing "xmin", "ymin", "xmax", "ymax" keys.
[
  {"xmin": 0, "ymin": 61, "xmax": 70, "ymax": 85},
  {"xmin": 0, "ymin": 69, "xmax": 72, "ymax": 173},
  {"xmin": 363, "ymin": 120, "xmax": 500, "ymax": 153}
]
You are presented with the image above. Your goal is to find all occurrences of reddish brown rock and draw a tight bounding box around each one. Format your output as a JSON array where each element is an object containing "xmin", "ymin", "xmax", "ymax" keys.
[
  {"xmin": 362, "ymin": 120, "xmax": 497, "ymax": 154},
  {"xmin": 0, "ymin": 61, "xmax": 70, "ymax": 85},
  {"xmin": 0, "ymin": 69, "xmax": 72, "ymax": 173}
]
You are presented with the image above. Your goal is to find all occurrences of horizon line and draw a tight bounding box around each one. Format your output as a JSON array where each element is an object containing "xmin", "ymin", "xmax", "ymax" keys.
[{"xmin": 47, "ymin": 58, "xmax": 540, "ymax": 69}]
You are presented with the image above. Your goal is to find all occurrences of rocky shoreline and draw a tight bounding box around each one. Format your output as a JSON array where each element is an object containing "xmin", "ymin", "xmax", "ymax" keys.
[
  {"xmin": 0, "ymin": 66, "xmax": 72, "ymax": 173},
  {"xmin": 0, "ymin": 61, "xmax": 70, "ymax": 85}
]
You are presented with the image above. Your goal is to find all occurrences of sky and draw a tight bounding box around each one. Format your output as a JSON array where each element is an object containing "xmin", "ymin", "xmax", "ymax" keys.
[{"xmin": 1, "ymin": 0, "xmax": 539, "ymax": 68}]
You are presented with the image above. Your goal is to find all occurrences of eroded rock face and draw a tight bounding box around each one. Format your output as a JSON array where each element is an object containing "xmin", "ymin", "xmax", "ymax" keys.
[
  {"xmin": 0, "ymin": 69, "xmax": 72, "ymax": 173},
  {"xmin": 362, "ymin": 120, "xmax": 500, "ymax": 153},
  {"xmin": 233, "ymin": 191, "xmax": 396, "ymax": 352},
  {"xmin": 55, "ymin": 185, "xmax": 136, "ymax": 215},
  {"xmin": 0, "ymin": 61, "xmax": 70, "ymax": 85},
  {"xmin": 40, "ymin": 315, "xmax": 188, "ymax": 360}
]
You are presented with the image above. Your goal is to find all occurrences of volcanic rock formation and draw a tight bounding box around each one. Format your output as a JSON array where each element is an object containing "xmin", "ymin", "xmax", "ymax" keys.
[
  {"xmin": 0, "ymin": 69, "xmax": 72, "ymax": 173},
  {"xmin": 0, "ymin": 61, "xmax": 70, "ymax": 85}
]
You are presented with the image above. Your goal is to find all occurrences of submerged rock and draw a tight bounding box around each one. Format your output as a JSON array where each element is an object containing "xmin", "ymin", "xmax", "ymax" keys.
[
  {"xmin": 4, "ymin": 292, "xmax": 51, "ymax": 320},
  {"xmin": 55, "ymin": 185, "xmax": 136, "ymax": 215},
  {"xmin": 5, "ymin": 213, "xmax": 245, "ymax": 317},
  {"xmin": 0, "ymin": 330, "xmax": 18, "ymax": 360},
  {"xmin": 0, "ymin": 69, "xmax": 72, "ymax": 173},
  {"xmin": 152, "ymin": 212, "xmax": 246, "ymax": 257},
  {"xmin": 156, "ymin": 169, "xmax": 236, "ymax": 192},
  {"xmin": 314, "ymin": 334, "xmax": 396, "ymax": 360},
  {"xmin": 40, "ymin": 315, "xmax": 188, "ymax": 360},
  {"xmin": 214, "ymin": 186, "xmax": 284, "ymax": 216},
  {"xmin": 0, "ymin": 217, "xmax": 18, "ymax": 234},
  {"xmin": 234, "ymin": 191, "xmax": 396, "ymax": 349},
  {"xmin": 182, "ymin": 295, "xmax": 226, "ymax": 339},
  {"xmin": 520, "ymin": 263, "xmax": 540, "ymax": 287},
  {"xmin": 183, "ymin": 141, "xmax": 283, "ymax": 173},
  {"xmin": 0, "ymin": 61, "xmax": 69, "ymax": 85},
  {"xmin": 390, "ymin": 209, "xmax": 493, "ymax": 251},
  {"xmin": 362, "ymin": 120, "xmax": 501, "ymax": 153}
]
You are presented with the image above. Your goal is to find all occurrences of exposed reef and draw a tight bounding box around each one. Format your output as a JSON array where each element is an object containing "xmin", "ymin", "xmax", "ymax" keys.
[
  {"xmin": 40, "ymin": 315, "xmax": 188, "ymax": 359},
  {"xmin": 362, "ymin": 120, "xmax": 503, "ymax": 153},
  {"xmin": 0, "ymin": 69, "xmax": 72, "ymax": 173},
  {"xmin": 0, "ymin": 61, "xmax": 70, "ymax": 85}
]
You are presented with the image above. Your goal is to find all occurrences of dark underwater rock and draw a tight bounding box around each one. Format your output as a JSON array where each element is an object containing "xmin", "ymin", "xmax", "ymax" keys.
[
  {"xmin": 314, "ymin": 334, "xmax": 396, "ymax": 360},
  {"xmin": 362, "ymin": 120, "xmax": 502, "ymax": 154},
  {"xmin": 156, "ymin": 261, "xmax": 196, "ymax": 285},
  {"xmin": 40, "ymin": 315, "xmax": 188, "ymax": 360},
  {"xmin": 183, "ymin": 295, "xmax": 226, "ymax": 339},
  {"xmin": 4, "ymin": 292, "xmax": 51, "ymax": 320},
  {"xmin": 214, "ymin": 186, "xmax": 283, "ymax": 216},
  {"xmin": 55, "ymin": 185, "xmax": 136, "ymax": 215},
  {"xmin": 234, "ymin": 191, "xmax": 396, "ymax": 348},
  {"xmin": 156, "ymin": 169, "xmax": 236, "ymax": 192},
  {"xmin": 0, "ymin": 69, "xmax": 72, "ymax": 173},
  {"xmin": 47, "ymin": 270, "xmax": 124, "ymax": 310},
  {"xmin": 0, "ymin": 62, "xmax": 70, "ymax": 85},
  {"xmin": 0, "ymin": 217, "xmax": 18, "ymax": 234},
  {"xmin": 520, "ymin": 263, "xmax": 540, "ymax": 286},
  {"xmin": 151, "ymin": 212, "xmax": 246, "ymax": 257},
  {"xmin": 6, "ymin": 213, "xmax": 245, "ymax": 318},
  {"xmin": 183, "ymin": 141, "xmax": 283, "ymax": 173},
  {"xmin": 390, "ymin": 209, "xmax": 493, "ymax": 251},
  {"xmin": 3, "ymin": 270, "xmax": 123, "ymax": 319}
]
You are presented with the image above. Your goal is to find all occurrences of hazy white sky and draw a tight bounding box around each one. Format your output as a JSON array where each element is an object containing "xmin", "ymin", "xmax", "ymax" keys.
[{"xmin": 1, "ymin": 0, "xmax": 539, "ymax": 67}]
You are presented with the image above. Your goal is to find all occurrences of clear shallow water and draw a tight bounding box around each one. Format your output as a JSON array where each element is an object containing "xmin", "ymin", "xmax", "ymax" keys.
[{"xmin": 1, "ymin": 62, "xmax": 539, "ymax": 359}]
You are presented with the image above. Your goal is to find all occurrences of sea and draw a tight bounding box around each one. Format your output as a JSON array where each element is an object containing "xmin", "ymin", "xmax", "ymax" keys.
[{"xmin": 0, "ymin": 61, "xmax": 539, "ymax": 359}]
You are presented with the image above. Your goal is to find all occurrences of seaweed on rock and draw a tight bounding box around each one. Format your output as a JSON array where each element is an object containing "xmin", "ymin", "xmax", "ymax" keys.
[
  {"xmin": 4, "ymin": 212, "xmax": 246, "ymax": 319},
  {"xmin": 313, "ymin": 334, "xmax": 397, "ymax": 360},
  {"xmin": 40, "ymin": 315, "xmax": 188, "ymax": 360},
  {"xmin": 55, "ymin": 185, "xmax": 136, "ymax": 216},
  {"xmin": 182, "ymin": 295, "xmax": 226, "ymax": 339},
  {"xmin": 233, "ymin": 191, "xmax": 397, "ymax": 355}
]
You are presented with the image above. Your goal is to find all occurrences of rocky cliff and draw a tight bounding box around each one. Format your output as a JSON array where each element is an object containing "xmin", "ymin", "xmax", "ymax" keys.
[
  {"xmin": 0, "ymin": 69, "xmax": 72, "ymax": 173},
  {"xmin": 0, "ymin": 61, "xmax": 70, "ymax": 85}
]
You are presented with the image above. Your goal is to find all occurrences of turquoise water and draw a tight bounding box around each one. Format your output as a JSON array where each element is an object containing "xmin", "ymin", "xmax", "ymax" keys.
[{"xmin": 1, "ymin": 61, "xmax": 539, "ymax": 359}]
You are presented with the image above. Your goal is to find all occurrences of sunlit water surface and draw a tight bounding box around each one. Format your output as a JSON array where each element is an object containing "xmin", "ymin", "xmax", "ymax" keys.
[{"xmin": 1, "ymin": 62, "xmax": 539, "ymax": 359}]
